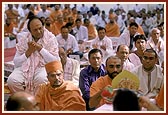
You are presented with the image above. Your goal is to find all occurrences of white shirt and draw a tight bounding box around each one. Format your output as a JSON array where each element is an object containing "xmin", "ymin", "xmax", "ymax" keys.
[
  {"xmin": 91, "ymin": 36, "xmax": 114, "ymax": 62},
  {"xmin": 63, "ymin": 57, "xmax": 80, "ymax": 87},
  {"xmin": 96, "ymin": 16, "xmax": 108, "ymax": 28},
  {"xmin": 37, "ymin": 10, "xmax": 51, "ymax": 19},
  {"xmin": 79, "ymin": 5, "xmax": 89, "ymax": 15},
  {"xmin": 119, "ymin": 29, "xmax": 139, "ymax": 51},
  {"xmin": 73, "ymin": 25, "xmax": 88, "ymax": 41},
  {"xmin": 128, "ymin": 53, "xmax": 142, "ymax": 67},
  {"xmin": 146, "ymin": 37, "xmax": 164, "ymax": 64},
  {"xmin": 123, "ymin": 59, "xmax": 135, "ymax": 71},
  {"xmin": 131, "ymin": 65, "xmax": 163, "ymax": 98},
  {"xmin": 56, "ymin": 33, "xmax": 79, "ymax": 52}
]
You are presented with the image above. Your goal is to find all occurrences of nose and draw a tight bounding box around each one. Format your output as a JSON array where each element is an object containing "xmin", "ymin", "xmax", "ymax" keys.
[
  {"xmin": 55, "ymin": 75, "xmax": 60, "ymax": 79},
  {"xmin": 114, "ymin": 67, "xmax": 118, "ymax": 71}
]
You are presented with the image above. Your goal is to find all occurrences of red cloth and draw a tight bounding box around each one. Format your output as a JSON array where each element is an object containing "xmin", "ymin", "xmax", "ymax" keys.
[{"xmin": 4, "ymin": 47, "xmax": 16, "ymax": 62}]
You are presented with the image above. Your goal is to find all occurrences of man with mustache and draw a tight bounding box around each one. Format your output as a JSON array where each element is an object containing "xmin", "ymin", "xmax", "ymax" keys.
[
  {"xmin": 35, "ymin": 60, "xmax": 86, "ymax": 111},
  {"xmin": 89, "ymin": 56, "xmax": 123, "ymax": 109}
]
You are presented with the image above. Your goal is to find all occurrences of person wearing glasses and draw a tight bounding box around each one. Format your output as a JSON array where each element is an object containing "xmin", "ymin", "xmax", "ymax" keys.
[
  {"xmin": 131, "ymin": 49, "xmax": 163, "ymax": 98},
  {"xmin": 35, "ymin": 60, "xmax": 86, "ymax": 111}
]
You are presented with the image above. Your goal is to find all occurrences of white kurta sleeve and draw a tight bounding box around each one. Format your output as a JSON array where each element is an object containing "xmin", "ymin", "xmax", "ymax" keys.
[
  {"xmin": 13, "ymin": 52, "xmax": 27, "ymax": 68},
  {"xmin": 39, "ymin": 48, "xmax": 60, "ymax": 63}
]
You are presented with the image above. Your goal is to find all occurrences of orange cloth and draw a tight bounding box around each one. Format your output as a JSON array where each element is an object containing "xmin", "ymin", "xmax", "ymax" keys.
[
  {"xmin": 4, "ymin": 23, "xmax": 17, "ymax": 36},
  {"xmin": 155, "ymin": 84, "xmax": 164, "ymax": 110},
  {"xmin": 54, "ymin": 21, "xmax": 66, "ymax": 35},
  {"xmin": 5, "ymin": 9, "xmax": 19, "ymax": 25},
  {"xmin": 49, "ymin": 10, "xmax": 63, "ymax": 23},
  {"xmin": 45, "ymin": 24, "xmax": 58, "ymax": 36},
  {"xmin": 105, "ymin": 22, "xmax": 120, "ymax": 37},
  {"xmin": 85, "ymin": 24, "xmax": 97, "ymax": 40},
  {"xmin": 45, "ymin": 61, "xmax": 63, "ymax": 73},
  {"xmin": 35, "ymin": 81, "xmax": 86, "ymax": 111},
  {"xmin": 137, "ymin": 25, "xmax": 145, "ymax": 35},
  {"xmin": 108, "ymin": 13, "xmax": 116, "ymax": 20},
  {"xmin": 90, "ymin": 75, "xmax": 112, "ymax": 108}
]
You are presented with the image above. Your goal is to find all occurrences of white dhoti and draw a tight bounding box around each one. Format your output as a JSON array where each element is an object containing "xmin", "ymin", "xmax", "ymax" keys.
[{"xmin": 7, "ymin": 67, "xmax": 48, "ymax": 95}]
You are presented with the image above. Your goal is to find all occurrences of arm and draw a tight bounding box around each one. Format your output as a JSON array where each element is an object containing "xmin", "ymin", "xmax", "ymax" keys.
[
  {"xmin": 39, "ymin": 48, "xmax": 60, "ymax": 63},
  {"xmin": 139, "ymin": 96, "xmax": 162, "ymax": 111},
  {"xmin": 72, "ymin": 36, "xmax": 80, "ymax": 52},
  {"xmin": 89, "ymin": 89, "xmax": 103, "ymax": 108},
  {"xmin": 13, "ymin": 41, "xmax": 36, "ymax": 67},
  {"xmin": 79, "ymin": 69, "xmax": 90, "ymax": 100},
  {"xmin": 71, "ymin": 59, "xmax": 80, "ymax": 87}
]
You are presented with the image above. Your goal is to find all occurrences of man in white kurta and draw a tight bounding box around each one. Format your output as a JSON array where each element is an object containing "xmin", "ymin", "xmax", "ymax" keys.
[
  {"xmin": 59, "ymin": 47, "xmax": 80, "ymax": 87},
  {"xmin": 7, "ymin": 17, "xmax": 60, "ymax": 95},
  {"xmin": 56, "ymin": 26, "xmax": 79, "ymax": 54},
  {"xmin": 73, "ymin": 18, "xmax": 88, "ymax": 44},
  {"xmin": 91, "ymin": 27, "xmax": 114, "ymax": 63},
  {"xmin": 131, "ymin": 49, "xmax": 163, "ymax": 98},
  {"xmin": 146, "ymin": 28, "xmax": 164, "ymax": 65},
  {"xmin": 116, "ymin": 44, "xmax": 135, "ymax": 72},
  {"xmin": 119, "ymin": 22, "xmax": 140, "ymax": 52}
]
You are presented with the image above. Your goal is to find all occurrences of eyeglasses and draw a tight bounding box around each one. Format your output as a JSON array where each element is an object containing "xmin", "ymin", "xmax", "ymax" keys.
[{"xmin": 142, "ymin": 56, "xmax": 155, "ymax": 60}]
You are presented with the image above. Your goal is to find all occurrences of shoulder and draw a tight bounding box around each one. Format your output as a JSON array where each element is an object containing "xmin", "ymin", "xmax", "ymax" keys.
[{"xmin": 64, "ymin": 81, "xmax": 80, "ymax": 91}]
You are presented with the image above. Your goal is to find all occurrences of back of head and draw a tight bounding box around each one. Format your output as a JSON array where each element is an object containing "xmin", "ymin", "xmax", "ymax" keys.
[
  {"xmin": 6, "ymin": 94, "xmax": 22, "ymax": 111},
  {"xmin": 6, "ymin": 92, "xmax": 35, "ymax": 111},
  {"xmin": 113, "ymin": 88, "xmax": 140, "ymax": 111}
]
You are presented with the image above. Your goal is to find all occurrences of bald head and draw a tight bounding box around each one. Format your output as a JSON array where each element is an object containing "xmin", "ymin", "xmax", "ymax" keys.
[
  {"xmin": 6, "ymin": 92, "xmax": 39, "ymax": 111},
  {"xmin": 116, "ymin": 44, "xmax": 130, "ymax": 62}
]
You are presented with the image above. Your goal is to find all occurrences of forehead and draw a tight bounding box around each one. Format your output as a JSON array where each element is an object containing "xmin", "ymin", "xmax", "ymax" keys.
[
  {"xmin": 119, "ymin": 46, "xmax": 129, "ymax": 52},
  {"xmin": 90, "ymin": 52, "xmax": 102, "ymax": 57},
  {"xmin": 107, "ymin": 58, "xmax": 121, "ymax": 65},
  {"xmin": 49, "ymin": 70, "xmax": 62, "ymax": 74},
  {"xmin": 152, "ymin": 29, "xmax": 160, "ymax": 33},
  {"xmin": 98, "ymin": 29, "xmax": 105, "ymax": 33},
  {"xmin": 143, "ymin": 51, "xmax": 156, "ymax": 57},
  {"xmin": 29, "ymin": 19, "xmax": 42, "ymax": 29},
  {"xmin": 61, "ymin": 28, "xmax": 68, "ymax": 32},
  {"xmin": 136, "ymin": 39, "xmax": 146, "ymax": 43},
  {"xmin": 130, "ymin": 25, "xmax": 138, "ymax": 29}
]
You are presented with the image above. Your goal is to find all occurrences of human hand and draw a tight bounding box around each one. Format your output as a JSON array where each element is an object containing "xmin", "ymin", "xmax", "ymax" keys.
[
  {"xmin": 26, "ymin": 41, "xmax": 37, "ymax": 57},
  {"xmin": 66, "ymin": 48, "xmax": 73, "ymax": 54},
  {"xmin": 92, "ymin": 44, "xmax": 98, "ymax": 49},
  {"xmin": 34, "ymin": 42, "xmax": 43, "ymax": 52},
  {"xmin": 158, "ymin": 41, "xmax": 161, "ymax": 53},
  {"xmin": 101, "ymin": 85, "xmax": 115, "ymax": 104},
  {"xmin": 100, "ymin": 45, "xmax": 106, "ymax": 50}
]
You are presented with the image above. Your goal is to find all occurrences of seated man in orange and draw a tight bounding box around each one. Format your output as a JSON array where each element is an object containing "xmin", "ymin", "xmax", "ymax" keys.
[
  {"xmin": 89, "ymin": 56, "xmax": 123, "ymax": 109},
  {"xmin": 35, "ymin": 60, "xmax": 86, "ymax": 111},
  {"xmin": 105, "ymin": 14, "xmax": 120, "ymax": 37},
  {"xmin": 83, "ymin": 18, "xmax": 97, "ymax": 40}
]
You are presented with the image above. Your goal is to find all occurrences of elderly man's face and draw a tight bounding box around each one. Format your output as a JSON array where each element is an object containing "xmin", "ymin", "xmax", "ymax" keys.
[
  {"xmin": 151, "ymin": 29, "xmax": 160, "ymax": 40},
  {"xmin": 116, "ymin": 45, "xmax": 129, "ymax": 62},
  {"xmin": 29, "ymin": 19, "xmax": 44, "ymax": 40},
  {"xmin": 47, "ymin": 70, "xmax": 64, "ymax": 88}
]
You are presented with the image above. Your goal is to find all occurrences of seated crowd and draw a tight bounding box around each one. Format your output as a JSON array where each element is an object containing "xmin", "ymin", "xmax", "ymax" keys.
[{"xmin": 4, "ymin": 3, "xmax": 164, "ymax": 111}]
